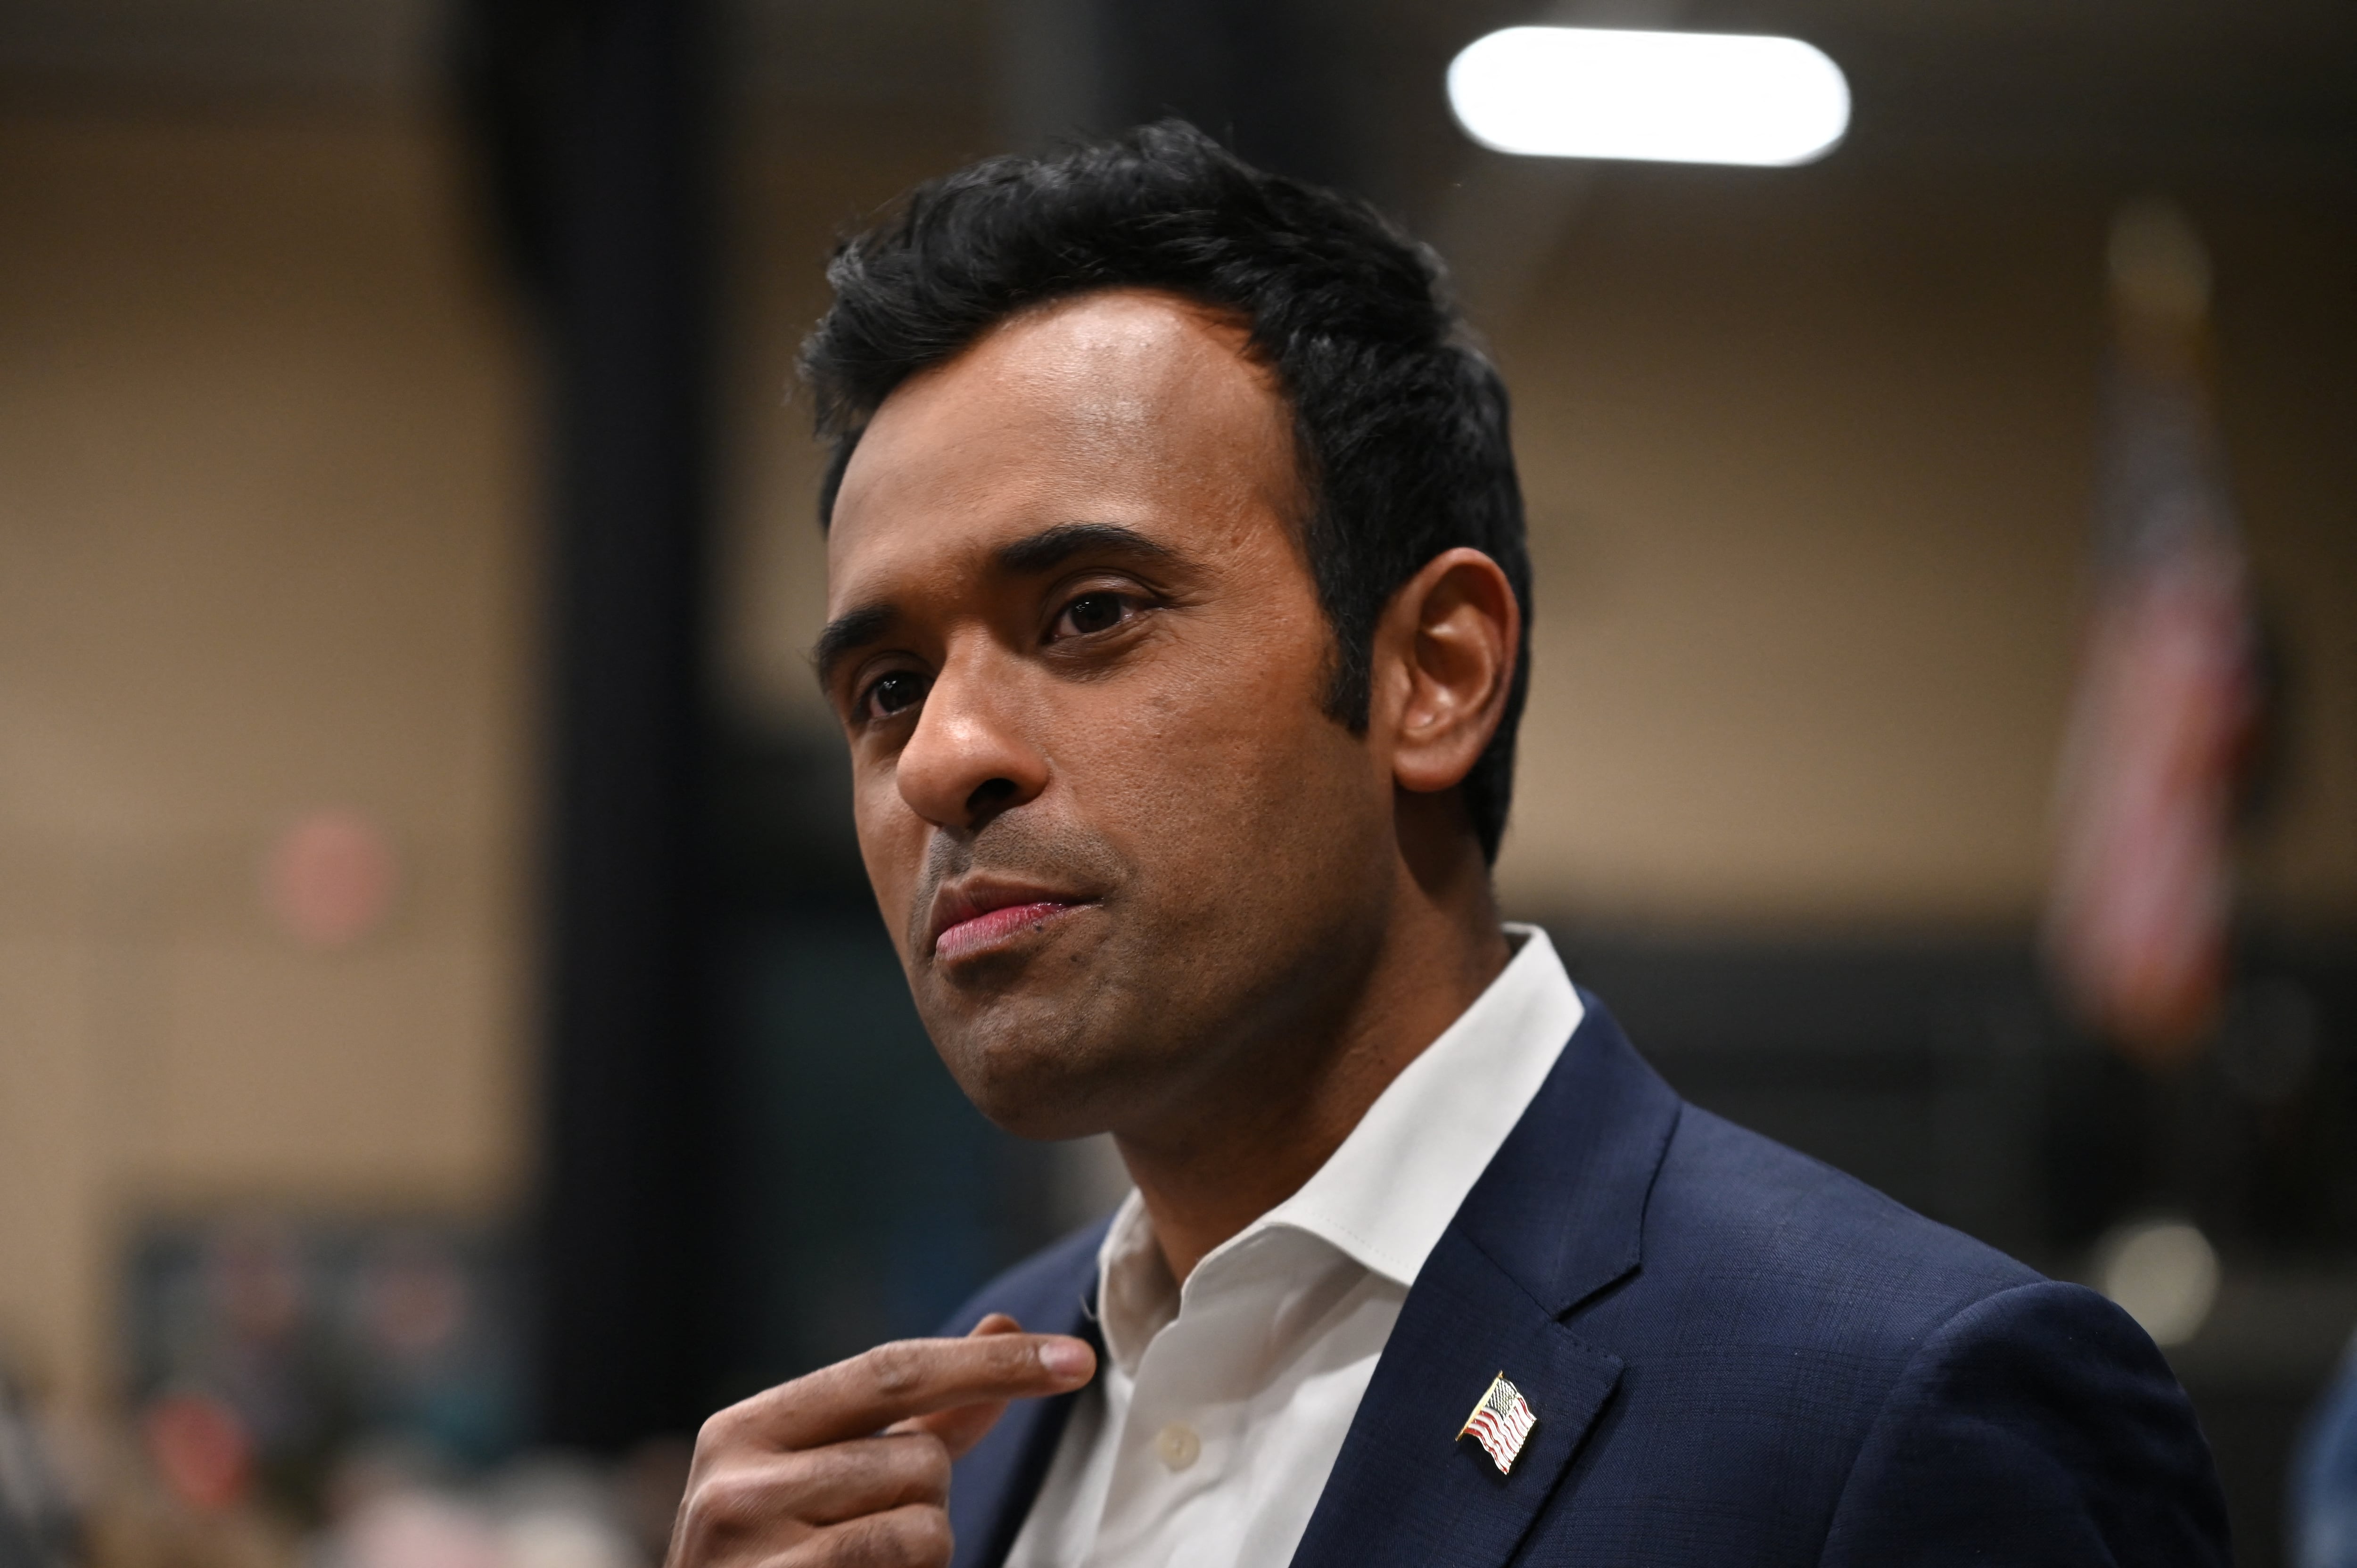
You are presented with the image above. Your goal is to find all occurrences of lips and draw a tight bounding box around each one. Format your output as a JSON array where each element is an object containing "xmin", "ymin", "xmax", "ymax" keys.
[{"xmin": 927, "ymin": 881, "xmax": 1091, "ymax": 963}]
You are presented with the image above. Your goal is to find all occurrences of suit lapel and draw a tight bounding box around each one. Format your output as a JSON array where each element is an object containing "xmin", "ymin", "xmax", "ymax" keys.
[
  {"xmin": 948, "ymin": 1308, "xmax": 1101, "ymax": 1568},
  {"xmin": 1288, "ymin": 1230, "xmax": 1624, "ymax": 1568},
  {"xmin": 1289, "ymin": 997, "xmax": 1681, "ymax": 1568},
  {"xmin": 947, "ymin": 1228, "xmax": 1107, "ymax": 1568}
]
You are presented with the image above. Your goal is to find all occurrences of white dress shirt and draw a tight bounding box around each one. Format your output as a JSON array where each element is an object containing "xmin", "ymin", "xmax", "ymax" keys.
[{"xmin": 1003, "ymin": 925, "xmax": 1584, "ymax": 1568}]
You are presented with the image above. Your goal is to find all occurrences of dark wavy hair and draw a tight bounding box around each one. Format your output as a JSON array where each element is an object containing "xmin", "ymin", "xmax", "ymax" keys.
[{"xmin": 799, "ymin": 120, "xmax": 1532, "ymax": 862}]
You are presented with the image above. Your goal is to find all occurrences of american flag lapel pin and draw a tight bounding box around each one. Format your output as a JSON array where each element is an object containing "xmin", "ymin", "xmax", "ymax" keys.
[{"xmin": 1459, "ymin": 1372, "xmax": 1538, "ymax": 1475}]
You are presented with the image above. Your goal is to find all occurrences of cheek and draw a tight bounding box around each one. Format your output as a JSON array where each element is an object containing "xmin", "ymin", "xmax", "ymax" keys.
[
  {"xmin": 1084, "ymin": 626, "xmax": 1373, "ymax": 884},
  {"xmin": 852, "ymin": 769, "xmax": 924, "ymax": 954}
]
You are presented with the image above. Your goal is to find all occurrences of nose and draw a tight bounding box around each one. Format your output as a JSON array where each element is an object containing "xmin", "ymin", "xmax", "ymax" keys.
[{"xmin": 894, "ymin": 643, "xmax": 1049, "ymax": 833}]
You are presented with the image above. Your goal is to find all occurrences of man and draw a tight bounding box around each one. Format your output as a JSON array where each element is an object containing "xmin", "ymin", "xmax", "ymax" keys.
[
  {"xmin": 2298, "ymin": 1337, "xmax": 2357, "ymax": 1567},
  {"xmin": 668, "ymin": 123, "xmax": 2228, "ymax": 1568}
]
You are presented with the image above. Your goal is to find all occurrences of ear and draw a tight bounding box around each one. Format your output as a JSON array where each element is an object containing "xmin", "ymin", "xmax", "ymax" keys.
[{"xmin": 1371, "ymin": 548, "xmax": 1520, "ymax": 796}]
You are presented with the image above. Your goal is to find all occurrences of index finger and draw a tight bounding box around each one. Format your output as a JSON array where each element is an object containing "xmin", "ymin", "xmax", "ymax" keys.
[{"xmin": 734, "ymin": 1332, "xmax": 1094, "ymax": 1451}]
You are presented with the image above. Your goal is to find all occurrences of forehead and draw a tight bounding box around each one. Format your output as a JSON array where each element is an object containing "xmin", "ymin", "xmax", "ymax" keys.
[{"xmin": 824, "ymin": 288, "xmax": 1297, "ymax": 610}]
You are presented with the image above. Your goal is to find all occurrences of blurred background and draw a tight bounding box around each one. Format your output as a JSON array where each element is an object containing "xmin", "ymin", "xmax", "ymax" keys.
[{"xmin": 0, "ymin": 0, "xmax": 2351, "ymax": 1564}]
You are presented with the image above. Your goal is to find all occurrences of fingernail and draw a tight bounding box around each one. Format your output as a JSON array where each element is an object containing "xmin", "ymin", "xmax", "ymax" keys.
[{"xmin": 1039, "ymin": 1339, "xmax": 1092, "ymax": 1379}]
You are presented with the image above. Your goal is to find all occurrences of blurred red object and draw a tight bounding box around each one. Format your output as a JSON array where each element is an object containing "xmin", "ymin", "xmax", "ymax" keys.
[
  {"xmin": 2046, "ymin": 201, "xmax": 2261, "ymax": 1067},
  {"xmin": 142, "ymin": 1393, "xmax": 254, "ymax": 1513},
  {"xmin": 262, "ymin": 808, "xmax": 399, "ymax": 948}
]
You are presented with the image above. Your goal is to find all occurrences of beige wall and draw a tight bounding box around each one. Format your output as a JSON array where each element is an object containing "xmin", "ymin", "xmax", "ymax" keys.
[
  {"xmin": 722, "ymin": 128, "xmax": 2357, "ymax": 931},
  {"xmin": 0, "ymin": 110, "xmax": 535, "ymax": 1407},
  {"xmin": 1497, "ymin": 170, "xmax": 2357, "ymax": 925}
]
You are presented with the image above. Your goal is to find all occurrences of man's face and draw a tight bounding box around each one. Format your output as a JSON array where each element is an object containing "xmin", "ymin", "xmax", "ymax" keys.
[{"xmin": 821, "ymin": 289, "xmax": 1400, "ymax": 1141}]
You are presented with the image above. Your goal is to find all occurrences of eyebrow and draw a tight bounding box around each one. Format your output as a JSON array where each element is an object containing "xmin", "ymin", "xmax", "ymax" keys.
[
  {"xmin": 812, "ymin": 601, "xmax": 898, "ymax": 690},
  {"xmin": 813, "ymin": 522, "xmax": 1185, "ymax": 691},
  {"xmin": 994, "ymin": 521, "xmax": 1178, "ymax": 575}
]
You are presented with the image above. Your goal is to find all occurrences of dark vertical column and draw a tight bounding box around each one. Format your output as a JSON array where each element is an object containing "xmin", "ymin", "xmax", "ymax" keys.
[
  {"xmin": 1095, "ymin": 0, "xmax": 1353, "ymax": 189},
  {"xmin": 996, "ymin": 0, "xmax": 1360, "ymax": 191},
  {"xmin": 456, "ymin": 0, "xmax": 717, "ymax": 1451},
  {"xmin": 541, "ymin": 0, "xmax": 715, "ymax": 1450}
]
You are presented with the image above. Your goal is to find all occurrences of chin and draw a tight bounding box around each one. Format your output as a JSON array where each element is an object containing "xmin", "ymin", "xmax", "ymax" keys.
[{"xmin": 927, "ymin": 1004, "xmax": 1142, "ymax": 1141}]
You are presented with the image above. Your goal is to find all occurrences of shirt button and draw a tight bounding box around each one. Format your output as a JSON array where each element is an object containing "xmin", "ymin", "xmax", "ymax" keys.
[{"xmin": 1154, "ymin": 1420, "xmax": 1201, "ymax": 1471}]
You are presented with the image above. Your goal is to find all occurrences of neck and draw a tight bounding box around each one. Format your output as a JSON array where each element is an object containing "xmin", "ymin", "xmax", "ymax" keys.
[{"xmin": 1112, "ymin": 808, "xmax": 1511, "ymax": 1283}]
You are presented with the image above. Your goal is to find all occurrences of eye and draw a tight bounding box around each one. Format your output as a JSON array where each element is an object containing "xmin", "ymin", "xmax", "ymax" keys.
[
  {"xmin": 859, "ymin": 670, "xmax": 928, "ymax": 722},
  {"xmin": 1053, "ymin": 591, "xmax": 1134, "ymax": 640}
]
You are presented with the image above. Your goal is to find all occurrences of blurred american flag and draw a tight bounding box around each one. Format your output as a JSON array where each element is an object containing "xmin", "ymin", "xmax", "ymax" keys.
[{"xmin": 2046, "ymin": 201, "xmax": 2262, "ymax": 1067}]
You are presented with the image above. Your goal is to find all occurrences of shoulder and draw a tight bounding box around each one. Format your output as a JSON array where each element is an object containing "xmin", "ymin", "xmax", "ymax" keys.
[
  {"xmin": 1549, "ymin": 1103, "xmax": 2224, "ymax": 1560},
  {"xmin": 1629, "ymin": 1103, "xmax": 2042, "ymax": 1352},
  {"xmin": 1622, "ymin": 1102, "xmax": 2085, "ymax": 1421},
  {"xmin": 1815, "ymin": 1276, "xmax": 2228, "ymax": 1564},
  {"xmin": 935, "ymin": 1217, "xmax": 1110, "ymax": 1338}
]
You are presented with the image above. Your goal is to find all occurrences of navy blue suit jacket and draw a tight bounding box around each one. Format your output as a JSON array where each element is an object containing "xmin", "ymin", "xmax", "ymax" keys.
[{"xmin": 940, "ymin": 995, "xmax": 2229, "ymax": 1566}]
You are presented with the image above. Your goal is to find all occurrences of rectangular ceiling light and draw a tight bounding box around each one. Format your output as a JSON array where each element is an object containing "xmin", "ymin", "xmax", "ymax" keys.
[{"xmin": 1448, "ymin": 26, "xmax": 1850, "ymax": 166}]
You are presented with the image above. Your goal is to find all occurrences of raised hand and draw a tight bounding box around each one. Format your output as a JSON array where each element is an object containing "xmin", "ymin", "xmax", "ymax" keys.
[{"xmin": 666, "ymin": 1315, "xmax": 1094, "ymax": 1568}]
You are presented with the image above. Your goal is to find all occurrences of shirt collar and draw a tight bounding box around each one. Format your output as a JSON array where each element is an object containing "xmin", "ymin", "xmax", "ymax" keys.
[
  {"xmin": 1092, "ymin": 925, "xmax": 1582, "ymax": 1367},
  {"xmin": 1260, "ymin": 924, "xmax": 1581, "ymax": 1287}
]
